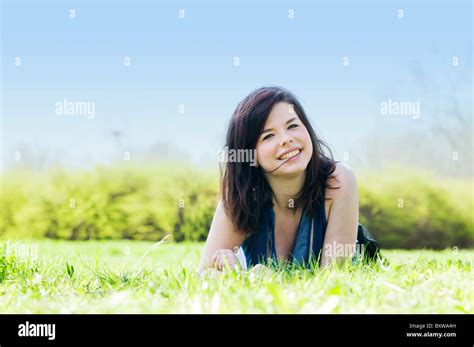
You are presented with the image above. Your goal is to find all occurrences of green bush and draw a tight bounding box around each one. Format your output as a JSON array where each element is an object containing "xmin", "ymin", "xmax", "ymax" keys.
[
  {"xmin": 0, "ymin": 162, "xmax": 218, "ymax": 242},
  {"xmin": 0, "ymin": 163, "xmax": 472, "ymax": 249},
  {"xmin": 358, "ymin": 165, "xmax": 473, "ymax": 249}
]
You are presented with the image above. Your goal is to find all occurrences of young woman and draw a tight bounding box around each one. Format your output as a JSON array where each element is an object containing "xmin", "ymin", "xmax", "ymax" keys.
[{"xmin": 198, "ymin": 86, "xmax": 361, "ymax": 276}]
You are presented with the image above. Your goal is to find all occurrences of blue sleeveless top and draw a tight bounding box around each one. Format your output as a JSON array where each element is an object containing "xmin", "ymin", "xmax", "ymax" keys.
[{"xmin": 241, "ymin": 192, "xmax": 327, "ymax": 268}]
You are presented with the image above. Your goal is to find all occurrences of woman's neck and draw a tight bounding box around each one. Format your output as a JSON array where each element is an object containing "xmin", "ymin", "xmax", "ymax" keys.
[{"xmin": 265, "ymin": 171, "xmax": 306, "ymax": 212}]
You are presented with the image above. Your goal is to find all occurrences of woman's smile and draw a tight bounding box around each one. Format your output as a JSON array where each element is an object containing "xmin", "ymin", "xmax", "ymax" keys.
[
  {"xmin": 277, "ymin": 148, "xmax": 303, "ymax": 162},
  {"xmin": 284, "ymin": 149, "xmax": 303, "ymax": 162}
]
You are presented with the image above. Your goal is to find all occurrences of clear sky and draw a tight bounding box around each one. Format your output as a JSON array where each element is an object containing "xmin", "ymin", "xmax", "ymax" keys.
[{"xmin": 1, "ymin": 0, "xmax": 472, "ymax": 172}]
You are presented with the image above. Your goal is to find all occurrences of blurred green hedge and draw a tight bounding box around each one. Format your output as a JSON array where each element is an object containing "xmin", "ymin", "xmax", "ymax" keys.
[
  {"xmin": 0, "ymin": 163, "xmax": 472, "ymax": 249},
  {"xmin": 357, "ymin": 166, "xmax": 473, "ymax": 249}
]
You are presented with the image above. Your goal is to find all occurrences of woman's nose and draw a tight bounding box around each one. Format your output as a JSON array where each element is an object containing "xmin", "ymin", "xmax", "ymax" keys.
[{"xmin": 279, "ymin": 133, "xmax": 294, "ymax": 147}]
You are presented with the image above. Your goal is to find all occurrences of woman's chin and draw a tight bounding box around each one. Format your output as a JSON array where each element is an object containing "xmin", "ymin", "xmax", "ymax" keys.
[{"xmin": 279, "ymin": 166, "xmax": 306, "ymax": 176}]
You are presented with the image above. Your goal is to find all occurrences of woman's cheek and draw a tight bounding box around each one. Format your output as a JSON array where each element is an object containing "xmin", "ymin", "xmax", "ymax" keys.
[
  {"xmin": 258, "ymin": 143, "xmax": 275, "ymax": 166},
  {"xmin": 299, "ymin": 129, "xmax": 312, "ymax": 148},
  {"xmin": 296, "ymin": 128, "xmax": 309, "ymax": 141}
]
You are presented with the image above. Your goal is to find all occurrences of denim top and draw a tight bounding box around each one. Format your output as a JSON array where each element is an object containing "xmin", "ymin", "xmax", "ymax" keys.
[{"xmin": 241, "ymin": 190, "xmax": 327, "ymax": 268}]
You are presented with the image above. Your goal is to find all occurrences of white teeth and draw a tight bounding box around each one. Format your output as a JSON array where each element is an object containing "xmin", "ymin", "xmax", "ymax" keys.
[{"xmin": 279, "ymin": 149, "xmax": 300, "ymax": 160}]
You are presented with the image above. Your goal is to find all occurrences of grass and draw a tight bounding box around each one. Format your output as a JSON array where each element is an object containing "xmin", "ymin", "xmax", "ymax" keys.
[{"xmin": 0, "ymin": 240, "xmax": 472, "ymax": 314}]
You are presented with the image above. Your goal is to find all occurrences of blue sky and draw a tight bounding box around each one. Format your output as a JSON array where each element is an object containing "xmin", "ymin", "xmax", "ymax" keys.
[{"xmin": 1, "ymin": 0, "xmax": 472, "ymax": 172}]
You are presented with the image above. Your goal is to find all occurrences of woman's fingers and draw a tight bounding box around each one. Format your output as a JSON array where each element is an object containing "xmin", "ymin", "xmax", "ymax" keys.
[
  {"xmin": 217, "ymin": 251, "xmax": 237, "ymax": 270},
  {"xmin": 210, "ymin": 250, "xmax": 273, "ymax": 275},
  {"xmin": 211, "ymin": 249, "xmax": 238, "ymax": 271}
]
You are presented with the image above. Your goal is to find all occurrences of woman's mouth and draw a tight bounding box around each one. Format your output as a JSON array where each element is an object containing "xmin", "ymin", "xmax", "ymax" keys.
[{"xmin": 278, "ymin": 148, "xmax": 302, "ymax": 161}]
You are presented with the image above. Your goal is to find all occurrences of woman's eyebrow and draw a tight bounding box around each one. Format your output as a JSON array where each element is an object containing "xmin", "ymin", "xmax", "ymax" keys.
[{"xmin": 261, "ymin": 117, "xmax": 298, "ymax": 135}]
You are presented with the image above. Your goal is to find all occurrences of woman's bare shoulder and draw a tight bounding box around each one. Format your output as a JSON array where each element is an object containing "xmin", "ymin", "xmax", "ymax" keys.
[{"xmin": 325, "ymin": 162, "xmax": 357, "ymax": 200}]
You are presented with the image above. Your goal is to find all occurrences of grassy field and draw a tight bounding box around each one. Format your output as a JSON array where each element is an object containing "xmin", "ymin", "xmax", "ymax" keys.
[{"xmin": 0, "ymin": 240, "xmax": 472, "ymax": 314}]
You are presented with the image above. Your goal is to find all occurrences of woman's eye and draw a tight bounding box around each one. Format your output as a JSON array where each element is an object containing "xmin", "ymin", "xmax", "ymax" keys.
[
  {"xmin": 262, "ymin": 125, "xmax": 297, "ymax": 141},
  {"xmin": 263, "ymin": 134, "xmax": 274, "ymax": 141}
]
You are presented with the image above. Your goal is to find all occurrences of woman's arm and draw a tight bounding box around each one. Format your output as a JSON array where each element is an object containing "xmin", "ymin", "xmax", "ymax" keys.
[
  {"xmin": 320, "ymin": 163, "xmax": 359, "ymax": 267},
  {"xmin": 198, "ymin": 200, "xmax": 246, "ymax": 275}
]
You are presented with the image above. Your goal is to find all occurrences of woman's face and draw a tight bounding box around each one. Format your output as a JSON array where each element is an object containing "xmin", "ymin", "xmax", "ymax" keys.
[{"xmin": 255, "ymin": 102, "xmax": 313, "ymax": 176}]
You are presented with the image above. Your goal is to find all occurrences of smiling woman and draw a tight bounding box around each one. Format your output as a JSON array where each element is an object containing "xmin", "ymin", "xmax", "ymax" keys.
[{"xmin": 198, "ymin": 86, "xmax": 381, "ymax": 276}]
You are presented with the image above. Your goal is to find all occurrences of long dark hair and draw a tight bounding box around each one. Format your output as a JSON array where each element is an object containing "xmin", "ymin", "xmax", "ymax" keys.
[{"xmin": 220, "ymin": 86, "xmax": 340, "ymax": 236}]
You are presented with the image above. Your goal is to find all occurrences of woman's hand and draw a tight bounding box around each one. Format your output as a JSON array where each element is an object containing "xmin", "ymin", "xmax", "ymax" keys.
[{"xmin": 211, "ymin": 249, "xmax": 239, "ymax": 271}]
